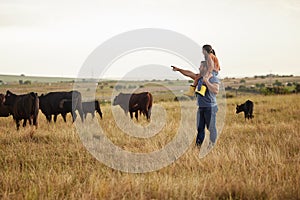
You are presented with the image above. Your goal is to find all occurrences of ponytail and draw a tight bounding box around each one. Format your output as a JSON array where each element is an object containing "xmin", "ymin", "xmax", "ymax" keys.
[
  {"xmin": 202, "ymin": 44, "xmax": 216, "ymax": 55},
  {"xmin": 211, "ymin": 49, "xmax": 215, "ymax": 56}
]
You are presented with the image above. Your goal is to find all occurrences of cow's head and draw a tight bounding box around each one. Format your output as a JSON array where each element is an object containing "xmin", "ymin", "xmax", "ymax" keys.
[
  {"xmin": 112, "ymin": 93, "xmax": 130, "ymax": 113},
  {"xmin": 4, "ymin": 90, "xmax": 17, "ymax": 106},
  {"xmin": 112, "ymin": 93, "xmax": 123, "ymax": 106},
  {"xmin": 0, "ymin": 94, "xmax": 5, "ymax": 104},
  {"xmin": 236, "ymin": 104, "xmax": 244, "ymax": 114}
]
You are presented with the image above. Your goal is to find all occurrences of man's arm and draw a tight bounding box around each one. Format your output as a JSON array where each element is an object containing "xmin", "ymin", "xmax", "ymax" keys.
[
  {"xmin": 203, "ymin": 74, "xmax": 219, "ymax": 94},
  {"xmin": 171, "ymin": 66, "xmax": 197, "ymax": 80}
]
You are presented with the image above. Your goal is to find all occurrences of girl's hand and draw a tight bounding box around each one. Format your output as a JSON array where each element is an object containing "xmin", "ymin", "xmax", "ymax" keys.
[{"xmin": 171, "ymin": 66, "xmax": 180, "ymax": 71}]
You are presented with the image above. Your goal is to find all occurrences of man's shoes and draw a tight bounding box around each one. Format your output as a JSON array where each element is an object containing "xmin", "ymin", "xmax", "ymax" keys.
[{"xmin": 199, "ymin": 141, "xmax": 215, "ymax": 158}]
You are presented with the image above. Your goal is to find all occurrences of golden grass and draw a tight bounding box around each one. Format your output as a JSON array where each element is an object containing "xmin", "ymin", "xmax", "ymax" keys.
[{"xmin": 0, "ymin": 94, "xmax": 299, "ymax": 199}]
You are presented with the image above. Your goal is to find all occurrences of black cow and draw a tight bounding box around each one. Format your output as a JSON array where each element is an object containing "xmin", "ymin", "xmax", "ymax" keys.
[
  {"xmin": 236, "ymin": 100, "xmax": 254, "ymax": 120},
  {"xmin": 4, "ymin": 90, "xmax": 39, "ymax": 130},
  {"xmin": 39, "ymin": 91, "xmax": 84, "ymax": 123},
  {"xmin": 82, "ymin": 100, "xmax": 103, "ymax": 119},
  {"xmin": 113, "ymin": 92, "xmax": 153, "ymax": 120},
  {"xmin": 0, "ymin": 93, "xmax": 11, "ymax": 117}
]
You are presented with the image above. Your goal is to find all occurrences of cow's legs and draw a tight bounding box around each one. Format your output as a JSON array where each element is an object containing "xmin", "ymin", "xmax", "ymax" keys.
[
  {"xmin": 135, "ymin": 111, "xmax": 138, "ymax": 121},
  {"xmin": 71, "ymin": 111, "xmax": 77, "ymax": 122},
  {"xmin": 54, "ymin": 114, "xmax": 58, "ymax": 123},
  {"xmin": 22, "ymin": 119, "xmax": 27, "ymax": 127},
  {"xmin": 98, "ymin": 111, "xmax": 103, "ymax": 119},
  {"xmin": 130, "ymin": 112, "xmax": 133, "ymax": 119},
  {"xmin": 15, "ymin": 119, "xmax": 20, "ymax": 130},
  {"xmin": 33, "ymin": 116, "xmax": 38, "ymax": 127},
  {"xmin": 62, "ymin": 113, "xmax": 67, "ymax": 122},
  {"xmin": 46, "ymin": 115, "xmax": 51, "ymax": 122},
  {"xmin": 77, "ymin": 108, "xmax": 84, "ymax": 122},
  {"xmin": 147, "ymin": 107, "xmax": 152, "ymax": 120}
]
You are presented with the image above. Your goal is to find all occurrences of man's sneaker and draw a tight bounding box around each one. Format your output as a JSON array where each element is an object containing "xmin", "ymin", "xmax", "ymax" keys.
[{"xmin": 199, "ymin": 141, "xmax": 215, "ymax": 158}]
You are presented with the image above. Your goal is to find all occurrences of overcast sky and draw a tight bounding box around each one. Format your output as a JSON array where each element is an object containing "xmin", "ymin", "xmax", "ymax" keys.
[{"xmin": 0, "ymin": 0, "xmax": 299, "ymax": 79}]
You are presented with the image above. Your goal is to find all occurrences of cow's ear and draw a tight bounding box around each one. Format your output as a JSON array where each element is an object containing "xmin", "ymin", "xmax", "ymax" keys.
[{"xmin": 6, "ymin": 90, "xmax": 11, "ymax": 96}]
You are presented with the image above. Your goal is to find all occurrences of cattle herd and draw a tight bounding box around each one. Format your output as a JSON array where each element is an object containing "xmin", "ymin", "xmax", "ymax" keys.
[
  {"xmin": 0, "ymin": 89, "xmax": 254, "ymax": 130},
  {"xmin": 0, "ymin": 90, "xmax": 154, "ymax": 130},
  {"xmin": 0, "ymin": 90, "xmax": 104, "ymax": 130}
]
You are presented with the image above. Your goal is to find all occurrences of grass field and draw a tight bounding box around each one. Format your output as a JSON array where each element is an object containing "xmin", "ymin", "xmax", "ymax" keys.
[{"xmin": 0, "ymin": 82, "xmax": 299, "ymax": 199}]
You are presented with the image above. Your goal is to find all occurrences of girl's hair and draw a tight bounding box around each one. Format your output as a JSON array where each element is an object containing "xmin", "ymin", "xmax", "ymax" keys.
[{"xmin": 202, "ymin": 44, "xmax": 216, "ymax": 56}]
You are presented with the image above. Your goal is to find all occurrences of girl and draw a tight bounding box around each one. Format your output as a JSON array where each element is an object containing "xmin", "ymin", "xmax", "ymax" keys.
[{"xmin": 185, "ymin": 44, "xmax": 220, "ymax": 96}]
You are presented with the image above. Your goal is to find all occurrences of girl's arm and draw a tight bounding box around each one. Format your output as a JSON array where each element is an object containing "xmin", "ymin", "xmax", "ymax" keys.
[{"xmin": 172, "ymin": 66, "xmax": 197, "ymax": 80}]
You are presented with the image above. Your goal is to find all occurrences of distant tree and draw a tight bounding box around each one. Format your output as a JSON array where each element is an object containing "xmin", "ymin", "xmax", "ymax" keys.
[
  {"xmin": 24, "ymin": 80, "xmax": 31, "ymax": 85},
  {"xmin": 115, "ymin": 85, "xmax": 125, "ymax": 90},
  {"xmin": 255, "ymin": 83, "xmax": 265, "ymax": 88},
  {"xmin": 296, "ymin": 84, "xmax": 300, "ymax": 93},
  {"xmin": 240, "ymin": 79, "xmax": 246, "ymax": 84},
  {"xmin": 287, "ymin": 82, "xmax": 293, "ymax": 87},
  {"xmin": 238, "ymin": 85, "xmax": 246, "ymax": 90},
  {"xmin": 273, "ymin": 80, "xmax": 282, "ymax": 87},
  {"xmin": 225, "ymin": 86, "xmax": 233, "ymax": 90}
]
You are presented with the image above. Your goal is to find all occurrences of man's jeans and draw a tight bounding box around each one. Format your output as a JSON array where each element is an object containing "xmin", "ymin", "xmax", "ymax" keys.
[{"xmin": 196, "ymin": 106, "xmax": 218, "ymax": 146}]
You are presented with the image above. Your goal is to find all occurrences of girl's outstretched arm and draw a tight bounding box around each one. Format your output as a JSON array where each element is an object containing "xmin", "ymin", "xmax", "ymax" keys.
[{"xmin": 171, "ymin": 66, "xmax": 197, "ymax": 80}]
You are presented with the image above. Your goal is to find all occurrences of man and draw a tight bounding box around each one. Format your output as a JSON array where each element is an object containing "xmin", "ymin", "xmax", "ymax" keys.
[{"xmin": 172, "ymin": 61, "xmax": 220, "ymax": 151}]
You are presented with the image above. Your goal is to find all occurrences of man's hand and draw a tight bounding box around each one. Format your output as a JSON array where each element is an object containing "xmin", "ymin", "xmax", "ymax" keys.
[{"xmin": 203, "ymin": 72, "xmax": 213, "ymax": 84}]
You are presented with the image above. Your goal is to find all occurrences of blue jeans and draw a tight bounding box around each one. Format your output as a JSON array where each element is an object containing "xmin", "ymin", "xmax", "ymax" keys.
[{"xmin": 196, "ymin": 106, "xmax": 218, "ymax": 146}]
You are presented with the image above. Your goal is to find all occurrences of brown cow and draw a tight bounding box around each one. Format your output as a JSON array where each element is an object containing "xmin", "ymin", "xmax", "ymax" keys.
[
  {"xmin": 113, "ymin": 92, "xmax": 153, "ymax": 120},
  {"xmin": 4, "ymin": 90, "xmax": 39, "ymax": 130}
]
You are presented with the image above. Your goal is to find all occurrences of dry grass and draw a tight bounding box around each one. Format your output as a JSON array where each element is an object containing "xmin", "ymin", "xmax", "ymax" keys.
[{"xmin": 0, "ymin": 94, "xmax": 299, "ymax": 199}]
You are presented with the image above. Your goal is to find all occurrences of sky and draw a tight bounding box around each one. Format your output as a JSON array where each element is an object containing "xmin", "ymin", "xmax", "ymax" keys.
[{"xmin": 0, "ymin": 0, "xmax": 299, "ymax": 79}]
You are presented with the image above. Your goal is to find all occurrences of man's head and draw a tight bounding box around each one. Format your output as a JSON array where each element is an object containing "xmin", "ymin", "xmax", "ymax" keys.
[{"xmin": 199, "ymin": 61, "xmax": 208, "ymax": 75}]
